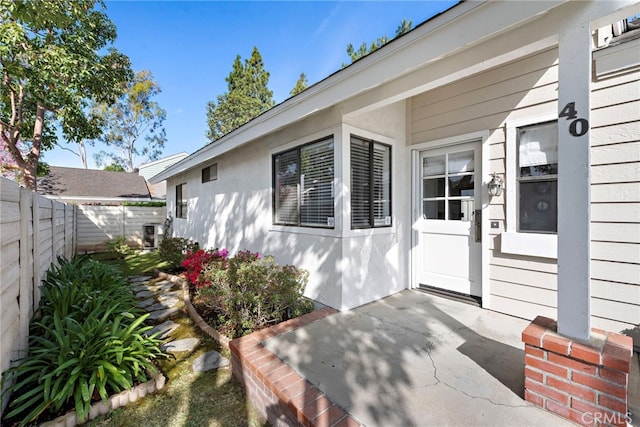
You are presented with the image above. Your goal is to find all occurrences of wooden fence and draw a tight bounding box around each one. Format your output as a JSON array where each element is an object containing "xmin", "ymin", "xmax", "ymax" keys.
[{"xmin": 0, "ymin": 177, "xmax": 76, "ymax": 414}]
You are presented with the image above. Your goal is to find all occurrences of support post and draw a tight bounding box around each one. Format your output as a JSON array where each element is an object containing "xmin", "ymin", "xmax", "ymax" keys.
[{"xmin": 557, "ymin": 22, "xmax": 592, "ymax": 341}]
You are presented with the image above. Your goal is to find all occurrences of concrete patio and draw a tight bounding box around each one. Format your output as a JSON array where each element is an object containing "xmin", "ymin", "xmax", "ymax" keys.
[{"xmin": 263, "ymin": 290, "xmax": 576, "ymax": 426}]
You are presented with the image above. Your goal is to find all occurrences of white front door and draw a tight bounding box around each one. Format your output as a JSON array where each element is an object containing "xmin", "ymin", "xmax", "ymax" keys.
[{"xmin": 416, "ymin": 141, "xmax": 481, "ymax": 297}]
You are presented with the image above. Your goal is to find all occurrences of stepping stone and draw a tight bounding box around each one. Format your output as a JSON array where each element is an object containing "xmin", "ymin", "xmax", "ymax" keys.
[
  {"xmin": 129, "ymin": 276, "xmax": 151, "ymax": 283},
  {"xmin": 146, "ymin": 320, "xmax": 180, "ymax": 340},
  {"xmin": 192, "ymin": 351, "xmax": 230, "ymax": 372},
  {"xmin": 161, "ymin": 338, "xmax": 200, "ymax": 355},
  {"xmin": 132, "ymin": 283, "xmax": 151, "ymax": 292},
  {"xmin": 147, "ymin": 306, "xmax": 180, "ymax": 322},
  {"xmin": 152, "ymin": 282, "xmax": 175, "ymax": 292},
  {"xmin": 136, "ymin": 298, "xmax": 156, "ymax": 309},
  {"xmin": 158, "ymin": 291, "xmax": 182, "ymax": 301},
  {"xmin": 146, "ymin": 298, "xmax": 180, "ymax": 313},
  {"xmin": 136, "ymin": 290, "xmax": 157, "ymax": 299}
]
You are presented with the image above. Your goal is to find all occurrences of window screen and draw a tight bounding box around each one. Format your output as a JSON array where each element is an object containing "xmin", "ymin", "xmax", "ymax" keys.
[
  {"xmin": 273, "ymin": 137, "xmax": 334, "ymax": 227},
  {"xmin": 176, "ymin": 183, "xmax": 187, "ymax": 218},
  {"xmin": 517, "ymin": 121, "xmax": 558, "ymax": 233},
  {"xmin": 351, "ymin": 136, "xmax": 391, "ymax": 229}
]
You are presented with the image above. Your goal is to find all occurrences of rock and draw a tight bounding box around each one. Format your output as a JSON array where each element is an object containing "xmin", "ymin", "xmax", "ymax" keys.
[
  {"xmin": 135, "ymin": 290, "xmax": 156, "ymax": 299},
  {"xmin": 129, "ymin": 276, "xmax": 152, "ymax": 283},
  {"xmin": 136, "ymin": 298, "xmax": 156, "ymax": 309},
  {"xmin": 146, "ymin": 298, "xmax": 180, "ymax": 312},
  {"xmin": 192, "ymin": 351, "xmax": 230, "ymax": 372},
  {"xmin": 161, "ymin": 338, "xmax": 200, "ymax": 355},
  {"xmin": 147, "ymin": 306, "xmax": 180, "ymax": 322},
  {"xmin": 158, "ymin": 290, "xmax": 182, "ymax": 301},
  {"xmin": 146, "ymin": 320, "xmax": 180, "ymax": 340}
]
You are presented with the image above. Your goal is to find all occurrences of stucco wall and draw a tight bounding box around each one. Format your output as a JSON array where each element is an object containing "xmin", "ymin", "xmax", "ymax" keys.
[{"xmin": 168, "ymin": 102, "xmax": 411, "ymax": 310}]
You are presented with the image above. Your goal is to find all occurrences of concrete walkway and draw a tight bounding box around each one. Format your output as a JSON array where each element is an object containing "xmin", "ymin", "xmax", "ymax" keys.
[{"xmin": 264, "ymin": 290, "xmax": 575, "ymax": 426}]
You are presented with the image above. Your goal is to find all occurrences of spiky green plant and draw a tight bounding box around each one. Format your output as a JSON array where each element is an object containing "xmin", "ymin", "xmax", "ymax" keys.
[{"xmin": 1, "ymin": 256, "xmax": 166, "ymax": 426}]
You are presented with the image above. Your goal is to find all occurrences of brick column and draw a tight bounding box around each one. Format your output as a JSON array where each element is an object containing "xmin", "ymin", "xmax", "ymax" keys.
[{"xmin": 522, "ymin": 316, "xmax": 633, "ymax": 426}]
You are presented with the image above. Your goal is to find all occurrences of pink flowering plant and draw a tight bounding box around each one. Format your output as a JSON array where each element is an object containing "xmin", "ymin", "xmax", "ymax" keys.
[{"xmin": 191, "ymin": 248, "xmax": 313, "ymax": 338}]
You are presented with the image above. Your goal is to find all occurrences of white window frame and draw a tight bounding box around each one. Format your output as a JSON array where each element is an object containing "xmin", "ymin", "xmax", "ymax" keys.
[
  {"xmin": 271, "ymin": 136, "xmax": 335, "ymax": 229},
  {"xmin": 175, "ymin": 183, "xmax": 187, "ymax": 219},
  {"xmin": 503, "ymin": 113, "xmax": 558, "ymax": 259},
  {"xmin": 201, "ymin": 163, "xmax": 218, "ymax": 183},
  {"xmin": 350, "ymin": 135, "xmax": 392, "ymax": 230}
]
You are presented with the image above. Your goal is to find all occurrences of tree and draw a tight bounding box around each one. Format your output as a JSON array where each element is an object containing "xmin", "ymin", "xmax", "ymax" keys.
[
  {"xmin": 206, "ymin": 47, "xmax": 275, "ymax": 142},
  {"xmin": 93, "ymin": 70, "xmax": 166, "ymax": 172},
  {"xmin": 290, "ymin": 73, "xmax": 308, "ymax": 97},
  {"xmin": 0, "ymin": 0, "xmax": 132, "ymax": 190},
  {"xmin": 103, "ymin": 162, "xmax": 125, "ymax": 172},
  {"xmin": 344, "ymin": 19, "xmax": 413, "ymax": 65}
]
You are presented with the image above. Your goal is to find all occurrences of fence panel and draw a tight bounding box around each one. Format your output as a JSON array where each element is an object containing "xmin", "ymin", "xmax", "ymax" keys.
[
  {"xmin": 0, "ymin": 177, "xmax": 76, "ymax": 415},
  {"xmin": 77, "ymin": 205, "xmax": 165, "ymax": 252}
]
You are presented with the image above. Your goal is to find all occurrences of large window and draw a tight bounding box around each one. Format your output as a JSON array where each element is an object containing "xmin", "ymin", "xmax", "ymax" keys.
[
  {"xmin": 351, "ymin": 136, "xmax": 391, "ymax": 229},
  {"xmin": 273, "ymin": 137, "xmax": 334, "ymax": 228},
  {"xmin": 176, "ymin": 183, "xmax": 187, "ymax": 218},
  {"xmin": 517, "ymin": 121, "xmax": 557, "ymax": 233}
]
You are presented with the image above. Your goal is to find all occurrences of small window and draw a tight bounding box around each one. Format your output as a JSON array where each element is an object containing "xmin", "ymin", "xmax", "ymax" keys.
[
  {"xmin": 517, "ymin": 121, "xmax": 557, "ymax": 233},
  {"xmin": 176, "ymin": 183, "xmax": 187, "ymax": 218},
  {"xmin": 351, "ymin": 136, "xmax": 391, "ymax": 229},
  {"xmin": 202, "ymin": 164, "xmax": 218, "ymax": 183},
  {"xmin": 273, "ymin": 137, "xmax": 334, "ymax": 228}
]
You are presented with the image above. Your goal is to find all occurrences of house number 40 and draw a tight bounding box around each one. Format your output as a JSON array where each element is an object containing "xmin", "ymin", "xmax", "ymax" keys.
[{"xmin": 559, "ymin": 102, "xmax": 589, "ymax": 137}]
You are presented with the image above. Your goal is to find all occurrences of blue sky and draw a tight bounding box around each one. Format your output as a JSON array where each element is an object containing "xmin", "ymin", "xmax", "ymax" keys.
[{"xmin": 44, "ymin": 1, "xmax": 458, "ymax": 169}]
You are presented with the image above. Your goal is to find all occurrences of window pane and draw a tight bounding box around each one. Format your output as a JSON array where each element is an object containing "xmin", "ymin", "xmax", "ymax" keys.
[
  {"xmin": 351, "ymin": 138, "xmax": 371, "ymax": 228},
  {"xmin": 274, "ymin": 150, "xmax": 298, "ymax": 224},
  {"xmin": 448, "ymin": 175, "xmax": 474, "ymax": 197},
  {"xmin": 372, "ymin": 143, "xmax": 391, "ymax": 225},
  {"xmin": 449, "ymin": 200, "xmax": 474, "ymax": 221},
  {"xmin": 518, "ymin": 121, "xmax": 558, "ymax": 169},
  {"xmin": 519, "ymin": 180, "xmax": 557, "ymax": 232},
  {"xmin": 448, "ymin": 150, "xmax": 474, "ymax": 173},
  {"xmin": 301, "ymin": 139, "xmax": 334, "ymax": 226},
  {"xmin": 423, "ymin": 200, "xmax": 445, "ymax": 220},
  {"xmin": 423, "ymin": 155, "xmax": 445, "ymax": 176},
  {"xmin": 423, "ymin": 178, "xmax": 445, "ymax": 198}
]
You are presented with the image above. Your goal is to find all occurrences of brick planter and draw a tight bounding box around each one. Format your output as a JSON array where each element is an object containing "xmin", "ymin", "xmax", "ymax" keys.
[
  {"xmin": 522, "ymin": 316, "xmax": 633, "ymax": 426},
  {"xmin": 230, "ymin": 308, "xmax": 363, "ymax": 427}
]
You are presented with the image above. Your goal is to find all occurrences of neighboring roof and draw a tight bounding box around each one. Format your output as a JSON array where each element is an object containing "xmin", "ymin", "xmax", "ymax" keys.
[
  {"xmin": 138, "ymin": 152, "xmax": 189, "ymax": 180},
  {"xmin": 39, "ymin": 166, "xmax": 151, "ymax": 199}
]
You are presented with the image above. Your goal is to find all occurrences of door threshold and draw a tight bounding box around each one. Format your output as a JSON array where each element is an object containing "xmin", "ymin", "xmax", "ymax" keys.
[{"xmin": 417, "ymin": 284, "xmax": 482, "ymax": 307}]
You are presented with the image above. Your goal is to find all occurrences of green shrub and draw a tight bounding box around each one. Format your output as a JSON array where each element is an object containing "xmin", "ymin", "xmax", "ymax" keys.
[
  {"xmin": 0, "ymin": 256, "xmax": 165, "ymax": 426},
  {"xmin": 105, "ymin": 236, "xmax": 131, "ymax": 259},
  {"xmin": 157, "ymin": 237, "xmax": 199, "ymax": 269},
  {"xmin": 197, "ymin": 250, "xmax": 314, "ymax": 338}
]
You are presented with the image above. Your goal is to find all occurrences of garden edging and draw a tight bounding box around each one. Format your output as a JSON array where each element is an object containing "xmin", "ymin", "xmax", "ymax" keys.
[{"xmin": 40, "ymin": 369, "xmax": 166, "ymax": 427}]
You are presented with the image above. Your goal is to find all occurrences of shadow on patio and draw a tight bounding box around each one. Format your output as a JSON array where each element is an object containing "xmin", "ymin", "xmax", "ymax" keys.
[{"xmin": 261, "ymin": 290, "xmax": 573, "ymax": 426}]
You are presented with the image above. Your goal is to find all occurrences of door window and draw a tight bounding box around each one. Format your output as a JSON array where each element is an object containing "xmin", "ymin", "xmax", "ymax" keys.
[{"xmin": 422, "ymin": 150, "xmax": 474, "ymax": 221}]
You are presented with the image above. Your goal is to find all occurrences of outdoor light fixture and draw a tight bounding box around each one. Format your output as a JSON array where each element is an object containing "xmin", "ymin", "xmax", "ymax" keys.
[{"xmin": 488, "ymin": 173, "xmax": 503, "ymax": 197}]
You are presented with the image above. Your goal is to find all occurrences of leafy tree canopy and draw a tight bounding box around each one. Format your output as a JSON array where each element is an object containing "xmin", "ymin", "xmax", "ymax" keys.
[
  {"xmin": 103, "ymin": 162, "xmax": 125, "ymax": 172},
  {"xmin": 0, "ymin": 0, "xmax": 132, "ymax": 190},
  {"xmin": 93, "ymin": 70, "xmax": 166, "ymax": 172},
  {"xmin": 206, "ymin": 47, "xmax": 275, "ymax": 142},
  {"xmin": 344, "ymin": 19, "xmax": 413, "ymax": 65},
  {"xmin": 290, "ymin": 72, "xmax": 308, "ymax": 97}
]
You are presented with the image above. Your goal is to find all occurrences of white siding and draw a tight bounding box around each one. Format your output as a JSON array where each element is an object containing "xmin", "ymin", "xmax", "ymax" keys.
[
  {"xmin": 410, "ymin": 46, "xmax": 640, "ymax": 332},
  {"xmin": 76, "ymin": 205, "xmax": 166, "ymax": 252}
]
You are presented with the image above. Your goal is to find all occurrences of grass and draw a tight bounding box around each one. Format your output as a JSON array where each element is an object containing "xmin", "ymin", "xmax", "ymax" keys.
[
  {"xmin": 86, "ymin": 251, "xmax": 268, "ymax": 427},
  {"xmin": 89, "ymin": 250, "xmax": 171, "ymax": 276}
]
